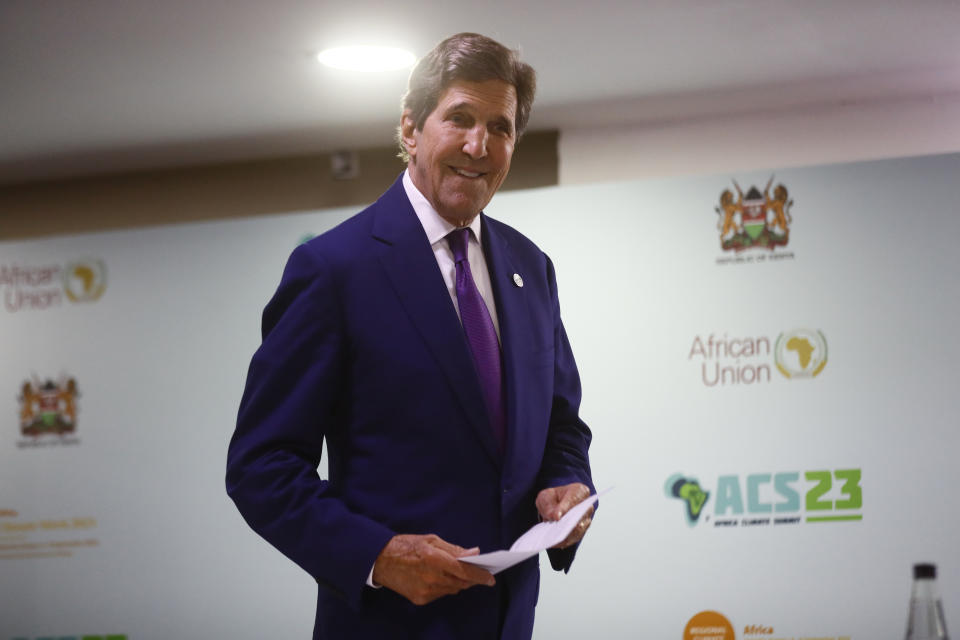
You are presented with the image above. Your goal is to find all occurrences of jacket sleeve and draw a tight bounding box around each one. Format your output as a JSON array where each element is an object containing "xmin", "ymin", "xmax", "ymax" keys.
[
  {"xmin": 225, "ymin": 242, "xmax": 394, "ymax": 611},
  {"xmin": 537, "ymin": 255, "xmax": 596, "ymax": 573}
]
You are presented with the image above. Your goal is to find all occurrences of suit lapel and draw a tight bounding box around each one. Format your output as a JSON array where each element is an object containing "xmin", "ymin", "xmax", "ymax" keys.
[
  {"xmin": 372, "ymin": 177, "xmax": 502, "ymax": 466},
  {"xmin": 481, "ymin": 216, "xmax": 535, "ymax": 477}
]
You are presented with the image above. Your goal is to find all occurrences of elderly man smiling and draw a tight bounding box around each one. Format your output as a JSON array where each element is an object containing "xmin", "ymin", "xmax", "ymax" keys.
[{"xmin": 227, "ymin": 32, "xmax": 595, "ymax": 640}]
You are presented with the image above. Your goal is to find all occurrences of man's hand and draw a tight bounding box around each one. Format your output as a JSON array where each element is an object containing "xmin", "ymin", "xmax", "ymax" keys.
[
  {"xmin": 372, "ymin": 534, "xmax": 496, "ymax": 605},
  {"xmin": 535, "ymin": 482, "xmax": 594, "ymax": 549}
]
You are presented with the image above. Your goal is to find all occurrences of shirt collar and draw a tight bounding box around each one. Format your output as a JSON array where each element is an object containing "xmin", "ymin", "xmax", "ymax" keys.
[{"xmin": 403, "ymin": 169, "xmax": 483, "ymax": 246}]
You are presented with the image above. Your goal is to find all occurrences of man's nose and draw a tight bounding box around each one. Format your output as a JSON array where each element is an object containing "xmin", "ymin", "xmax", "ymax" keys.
[{"xmin": 462, "ymin": 125, "xmax": 488, "ymax": 159}]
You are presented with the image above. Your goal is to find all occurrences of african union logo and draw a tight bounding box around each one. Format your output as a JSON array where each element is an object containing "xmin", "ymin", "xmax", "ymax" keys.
[
  {"xmin": 774, "ymin": 329, "xmax": 827, "ymax": 378},
  {"xmin": 63, "ymin": 259, "xmax": 107, "ymax": 303},
  {"xmin": 715, "ymin": 176, "xmax": 793, "ymax": 252},
  {"xmin": 18, "ymin": 376, "xmax": 80, "ymax": 439},
  {"xmin": 665, "ymin": 474, "xmax": 710, "ymax": 526}
]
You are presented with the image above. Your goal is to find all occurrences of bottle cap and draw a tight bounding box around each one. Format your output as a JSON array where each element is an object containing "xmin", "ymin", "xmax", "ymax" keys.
[{"xmin": 913, "ymin": 563, "xmax": 937, "ymax": 579}]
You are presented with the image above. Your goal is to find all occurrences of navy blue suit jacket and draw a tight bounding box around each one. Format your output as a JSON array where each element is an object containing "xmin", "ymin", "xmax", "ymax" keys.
[{"xmin": 227, "ymin": 175, "xmax": 593, "ymax": 639}]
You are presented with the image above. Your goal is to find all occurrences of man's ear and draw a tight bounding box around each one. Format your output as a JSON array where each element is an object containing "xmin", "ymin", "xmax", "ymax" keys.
[{"xmin": 400, "ymin": 110, "xmax": 417, "ymax": 160}]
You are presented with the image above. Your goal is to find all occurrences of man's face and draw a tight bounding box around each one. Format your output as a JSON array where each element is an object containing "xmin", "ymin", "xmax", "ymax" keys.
[{"xmin": 402, "ymin": 79, "xmax": 517, "ymax": 226}]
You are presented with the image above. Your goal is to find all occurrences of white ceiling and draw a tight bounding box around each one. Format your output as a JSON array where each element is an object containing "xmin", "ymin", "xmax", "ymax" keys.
[{"xmin": 2, "ymin": 0, "xmax": 959, "ymax": 184}]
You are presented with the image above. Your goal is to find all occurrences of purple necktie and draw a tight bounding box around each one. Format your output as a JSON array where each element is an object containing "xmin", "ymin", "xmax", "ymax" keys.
[{"xmin": 447, "ymin": 227, "xmax": 506, "ymax": 452}]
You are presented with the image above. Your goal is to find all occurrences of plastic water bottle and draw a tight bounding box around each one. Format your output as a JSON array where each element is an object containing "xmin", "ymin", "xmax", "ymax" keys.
[{"xmin": 905, "ymin": 563, "xmax": 950, "ymax": 639}]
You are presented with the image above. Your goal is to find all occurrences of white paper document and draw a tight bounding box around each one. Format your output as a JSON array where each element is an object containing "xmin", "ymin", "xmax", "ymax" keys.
[{"xmin": 460, "ymin": 488, "xmax": 610, "ymax": 574}]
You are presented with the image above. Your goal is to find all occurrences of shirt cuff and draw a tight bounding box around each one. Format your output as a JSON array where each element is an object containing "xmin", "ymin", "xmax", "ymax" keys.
[{"xmin": 366, "ymin": 563, "xmax": 381, "ymax": 588}]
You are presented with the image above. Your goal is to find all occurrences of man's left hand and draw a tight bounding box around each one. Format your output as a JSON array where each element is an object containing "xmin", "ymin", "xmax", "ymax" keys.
[{"xmin": 535, "ymin": 482, "xmax": 593, "ymax": 549}]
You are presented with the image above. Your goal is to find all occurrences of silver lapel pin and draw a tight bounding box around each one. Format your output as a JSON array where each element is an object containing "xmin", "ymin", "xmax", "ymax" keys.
[{"xmin": 512, "ymin": 273, "xmax": 524, "ymax": 288}]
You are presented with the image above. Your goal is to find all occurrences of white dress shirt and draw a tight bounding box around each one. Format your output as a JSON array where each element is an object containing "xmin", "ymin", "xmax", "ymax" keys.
[{"xmin": 402, "ymin": 170, "xmax": 501, "ymax": 341}]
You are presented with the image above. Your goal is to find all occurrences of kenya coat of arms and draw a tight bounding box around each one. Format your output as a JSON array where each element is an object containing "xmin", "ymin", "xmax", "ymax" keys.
[
  {"xmin": 18, "ymin": 376, "xmax": 79, "ymax": 437},
  {"xmin": 715, "ymin": 177, "xmax": 793, "ymax": 251}
]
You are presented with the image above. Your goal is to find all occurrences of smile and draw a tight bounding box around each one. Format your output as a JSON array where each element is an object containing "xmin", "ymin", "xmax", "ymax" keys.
[{"xmin": 452, "ymin": 167, "xmax": 484, "ymax": 178}]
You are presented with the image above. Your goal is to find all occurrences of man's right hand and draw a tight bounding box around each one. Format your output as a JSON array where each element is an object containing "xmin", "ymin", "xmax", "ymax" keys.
[{"xmin": 372, "ymin": 534, "xmax": 496, "ymax": 605}]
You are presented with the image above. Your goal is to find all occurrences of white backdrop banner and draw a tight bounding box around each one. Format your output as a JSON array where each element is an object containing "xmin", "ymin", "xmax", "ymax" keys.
[{"xmin": 1, "ymin": 152, "xmax": 957, "ymax": 639}]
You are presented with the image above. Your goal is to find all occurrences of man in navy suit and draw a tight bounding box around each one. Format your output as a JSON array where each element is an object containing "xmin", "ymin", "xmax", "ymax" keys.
[{"xmin": 227, "ymin": 33, "xmax": 595, "ymax": 639}]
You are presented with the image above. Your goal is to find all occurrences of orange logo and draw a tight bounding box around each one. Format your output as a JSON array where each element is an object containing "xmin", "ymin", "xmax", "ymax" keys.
[{"xmin": 684, "ymin": 610, "xmax": 735, "ymax": 640}]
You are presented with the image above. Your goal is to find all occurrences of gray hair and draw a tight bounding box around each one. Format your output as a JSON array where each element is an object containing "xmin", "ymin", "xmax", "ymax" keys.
[{"xmin": 396, "ymin": 32, "xmax": 536, "ymax": 162}]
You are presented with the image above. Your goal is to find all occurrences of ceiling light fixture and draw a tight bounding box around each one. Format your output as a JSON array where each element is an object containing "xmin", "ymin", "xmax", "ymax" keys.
[{"xmin": 317, "ymin": 46, "xmax": 416, "ymax": 72}]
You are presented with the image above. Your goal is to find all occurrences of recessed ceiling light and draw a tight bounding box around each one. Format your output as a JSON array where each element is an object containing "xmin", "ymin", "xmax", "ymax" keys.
[{"xmin": 317, "ymin": 46, "xmax": 416, "ymax": 72}]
